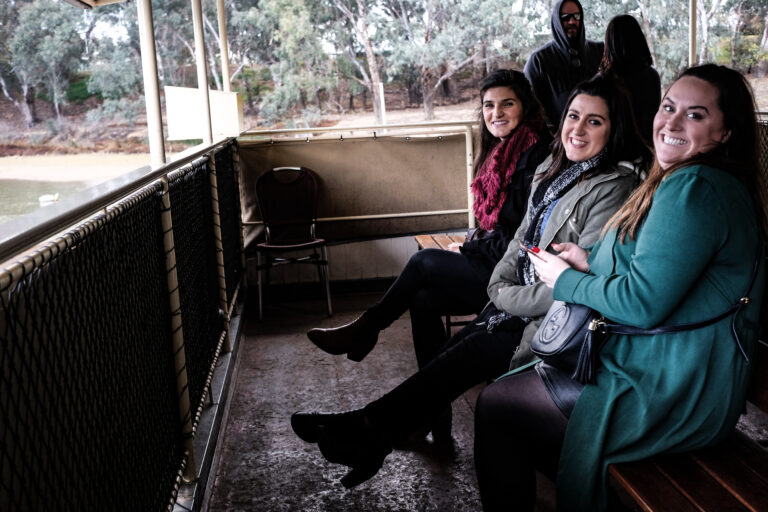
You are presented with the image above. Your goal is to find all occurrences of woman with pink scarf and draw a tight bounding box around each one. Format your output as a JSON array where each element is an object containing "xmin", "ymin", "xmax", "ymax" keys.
[{"xmin": 305, "ymin": 69, "xmax": 550, "ymax": 436}]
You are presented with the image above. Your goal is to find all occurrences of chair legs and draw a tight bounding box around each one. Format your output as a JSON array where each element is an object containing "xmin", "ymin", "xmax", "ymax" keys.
[
  {"xmin": 255, "ymin": 246, "xmax": 332, "ymax": 320},
  {"xmin": 257, "ymin": 251, "xmax": 264, "ymax": 321},
  {"xmin": 319, "ymin": 245, "xmax": 333, "ymax": 317}
]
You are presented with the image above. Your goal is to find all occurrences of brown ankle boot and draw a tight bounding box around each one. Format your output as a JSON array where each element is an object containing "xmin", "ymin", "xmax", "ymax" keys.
[{"xmin": 307, "ymin": 314, "xmax": 379, "ymax": 362}]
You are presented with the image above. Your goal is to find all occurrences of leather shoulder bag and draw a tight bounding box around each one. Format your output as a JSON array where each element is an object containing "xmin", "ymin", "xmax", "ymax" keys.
[{"xmin": 532, "ymin": 250, "xmax": 761, "ymax": 385}]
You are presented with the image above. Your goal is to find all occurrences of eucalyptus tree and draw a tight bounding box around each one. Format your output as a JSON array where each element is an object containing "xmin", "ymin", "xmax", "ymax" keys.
[
  {"xmin": 10, "ymin": 0, "xmax": 85, "ymax": 122},
  {"xmin": 324, "ymin": 0, "xmax": 387, "ymax": 124},
  {"xmin": 0, "ymin": 0, "xmax": 39, "ymax": 126},
  {"xmin": 382, "ymin": 0, "xmax": 542, "ymax": 120},
  {"xmin": 255, "ymin": 0, "xmax": 338, "ymax": 125}
]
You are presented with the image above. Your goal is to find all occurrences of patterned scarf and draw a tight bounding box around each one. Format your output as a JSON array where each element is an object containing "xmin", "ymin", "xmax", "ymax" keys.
[
  {"xmin": 516, "ymin": 147, "xmax": 608, "ymax": 288},
  {"xmin": 483, "ymin": 147, "xmax": 608, "ymax": 331},
  {"xmin": 471, "ymin": 123, "xmax": 539, "ymax": 231}
]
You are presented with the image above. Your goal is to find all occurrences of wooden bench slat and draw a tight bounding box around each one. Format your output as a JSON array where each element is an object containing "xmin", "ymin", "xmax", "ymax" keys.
[
  {"xmin": 608, "ymin": 459, "xmax": 700, "ymax": 512},
  {"xmin": 414, "ymin": 235, "xmax": 441, "ymax": 250},
  {"xmin": 653, "ymin": 453, "xmax": 751, "ymax": 511},
  {"xmin": 432, "ymin": 234, "xmax": 455, "ymax": 249},
  {"xmin": 692, "ymin": 433, "xmax": 768, "ymax": 510},
  {"xmin": 448, "ymin": 234, "xmax": 466, "ymax": 245}
]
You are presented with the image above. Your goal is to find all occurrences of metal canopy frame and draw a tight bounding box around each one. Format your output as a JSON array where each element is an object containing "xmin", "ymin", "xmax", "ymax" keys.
[{"xmin": 65, "ymin": 0, "xmax": 233, "ymax": 166}]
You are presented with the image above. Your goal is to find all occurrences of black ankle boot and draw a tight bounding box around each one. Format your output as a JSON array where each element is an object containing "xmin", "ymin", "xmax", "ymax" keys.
[
  {"xmin": 315, "ymin": 412, "xmax": 392, "ymax": 488},
  {"xmin": 307, "ymin": 314, "xmax": 379, "ymax": 362},
  {"xmin": 291, "ymin": 410, "xmax": 363, "ymax": 444},
  {"xmin": 430, "ymin": 407, "xmax": 453, "ymax": 445}
]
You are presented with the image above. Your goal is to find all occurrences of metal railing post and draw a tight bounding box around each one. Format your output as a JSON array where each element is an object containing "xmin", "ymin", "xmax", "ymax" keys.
[
  {"xmin": 465, "ymin": 125, "xmax": 476, "ymax": 229},
  {"xmin": 159, "ymin": 178, "xmax": 197, "ymax": 482},
  {"xmin": 209, "ymin": 154, "xmax": 232, "ymax": 353}
]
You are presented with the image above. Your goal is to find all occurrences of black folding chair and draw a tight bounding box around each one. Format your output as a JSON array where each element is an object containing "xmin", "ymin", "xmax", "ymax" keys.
[{"xmin": 253, "ymin": 166, "xmax": 332, "ymax": 320}]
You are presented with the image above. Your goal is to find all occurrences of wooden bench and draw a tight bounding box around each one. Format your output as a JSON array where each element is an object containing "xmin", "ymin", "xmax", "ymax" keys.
[
  {"xmin": 414, "ymin": 233, "xmax": 469, "ymax": 336},
  {"xmin": 608, "ymin": 338, "xmax": 768, "ymax": 511},
  {"xmin": 414, "ymin": 233, "xmax": 466, "ymax": 252}
]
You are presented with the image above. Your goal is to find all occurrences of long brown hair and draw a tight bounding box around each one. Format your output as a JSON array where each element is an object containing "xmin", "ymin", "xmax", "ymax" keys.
[
  {"xmin": 606, "ymin": 64, "xmax": 768, "ymax": 241},
  {"xmin": 539, "ymin": 72, "xmax": 652, "ymax": 183},
  {"xmin": 473, "ymin": 69, "xmax": 546, "ymax": 177}
]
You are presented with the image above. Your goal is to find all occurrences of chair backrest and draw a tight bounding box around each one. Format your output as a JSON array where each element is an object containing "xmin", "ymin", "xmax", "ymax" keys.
[{"xmin": 255, "ymin": 167, "xmax": 320, "ymax": 244}]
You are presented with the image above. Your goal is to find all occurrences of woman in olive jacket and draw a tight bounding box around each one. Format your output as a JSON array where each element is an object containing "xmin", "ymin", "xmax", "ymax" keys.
[{"xmin": 290, "ymin": 73, "xmax": 652, "ymax": 490}]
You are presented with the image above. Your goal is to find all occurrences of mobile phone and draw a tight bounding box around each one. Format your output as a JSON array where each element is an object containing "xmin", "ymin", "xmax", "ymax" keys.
[{"xmin": 519, "ymin": 241, "xmax": 544, "ymax": 260}]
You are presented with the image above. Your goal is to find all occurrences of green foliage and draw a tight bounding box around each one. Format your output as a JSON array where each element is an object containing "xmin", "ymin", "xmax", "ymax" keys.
[
  {"xmin": 67, "ymin": 73, "xmax": 97, "ymax": 103},
  {"xmin": 10, "ymin": 0, "xmax": 85, "ymax": 116},
  {"xmin": 87, "ymin": 41, "xmax": 141, "ymax": 100},
  {"xmin": 85, "ymin": 97, "xmax": 144, "ymax": 126},
  {"xmin": 1, "ymin": 0, "xmax": 767, "ymax": 129}
]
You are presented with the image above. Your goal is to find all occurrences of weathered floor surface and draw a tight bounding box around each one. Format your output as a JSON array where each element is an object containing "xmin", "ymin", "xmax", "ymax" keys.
[{"xmin": 206, "ymin": 290, "xmax": 556, "ymax": 511}]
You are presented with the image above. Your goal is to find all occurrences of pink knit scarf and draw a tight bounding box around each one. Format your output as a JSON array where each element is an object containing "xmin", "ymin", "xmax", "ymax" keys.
[{"xmin": 471, "ymin": 123, "xmax": 539, "ymax": 231}]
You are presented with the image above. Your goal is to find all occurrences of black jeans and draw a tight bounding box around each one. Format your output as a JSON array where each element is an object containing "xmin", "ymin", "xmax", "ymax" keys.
[
  {"xmin": 366, "ymin": 248, "xmax": 490, "ymax": 368},
  {"xmin": 363, "ymin": 312, "xmax": 526, "ymax": 440},
  {"xmin": 474, "ymin": 370, "xmax": 568, "ymax": 511}
]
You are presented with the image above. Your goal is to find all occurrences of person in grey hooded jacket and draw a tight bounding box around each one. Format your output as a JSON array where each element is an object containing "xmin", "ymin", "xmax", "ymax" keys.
[{"xmin": 524, "ymin": 0, "xmax": 603, "ymax": 127}]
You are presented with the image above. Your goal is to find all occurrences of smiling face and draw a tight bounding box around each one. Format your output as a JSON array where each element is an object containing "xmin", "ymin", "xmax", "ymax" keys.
[
  {"xmin": 560, "ymin": 94, "xmax": 611, "ymax": 162},
  {"xmin": 653, "ymin": 76, "xmax": 728, "ymax": 170},
  {"xmin": 482, "ymin": 86, "xmax": 524, "ymax": 140}
]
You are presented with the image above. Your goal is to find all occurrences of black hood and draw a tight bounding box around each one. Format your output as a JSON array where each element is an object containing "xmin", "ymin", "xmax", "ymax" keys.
[{"xmin": 550, "ymin": 0, "xmax": 586, "ymax": 59}]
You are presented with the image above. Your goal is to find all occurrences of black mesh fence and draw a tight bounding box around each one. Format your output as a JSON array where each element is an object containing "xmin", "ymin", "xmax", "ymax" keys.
[
  {"xmin": 214, "ymin": 143, "xmax": 243, "ymax": 308},
  {"xmin": 0, "ymin": 184, "xmax": 184, "ymax": 511},
  {"xmin": 168, "ymin": 160, "xmax": 224, "ymax": 423},
  {"xmin": 759, "ymin": 120, "xmax": 768, "ymax": 182}
]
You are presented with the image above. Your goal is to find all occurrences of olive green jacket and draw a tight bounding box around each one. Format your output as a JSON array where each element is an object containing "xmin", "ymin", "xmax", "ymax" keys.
[{"xmin": 486, "ymin": 155, "xmax": 640, "ymax": 369}]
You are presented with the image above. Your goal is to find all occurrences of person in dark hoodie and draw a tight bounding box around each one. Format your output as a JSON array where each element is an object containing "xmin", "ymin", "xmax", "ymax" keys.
[{"xmin": 524, "ymin": 0, "xmax": 604, "ymax": 128}]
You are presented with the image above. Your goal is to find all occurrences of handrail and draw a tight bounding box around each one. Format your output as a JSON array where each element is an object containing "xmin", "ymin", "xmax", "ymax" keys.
[
  {"xmin": 0, "ymin": 138, "xmax": 234, "ymax": 266},
  {"xmin": 238, "ymin": 119, "xmax": 477, "ymax": 141}
]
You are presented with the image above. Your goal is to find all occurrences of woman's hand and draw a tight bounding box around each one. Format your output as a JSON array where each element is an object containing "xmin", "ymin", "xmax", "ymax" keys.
[
  {"xmin": 447, "ymin": 242, "xmax": 462, "ymax": 253},
  {"xmin": 551, "ymin": 242, "xmax": 590, "ymax": 272},
  {"xmin": 530, "ymin": 248, "xmax": 573, "ymax": 288}
]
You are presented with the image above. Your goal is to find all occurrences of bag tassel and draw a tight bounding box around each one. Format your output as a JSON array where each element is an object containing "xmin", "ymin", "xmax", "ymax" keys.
[
  {"xmin": 572, "ymin": 317, "xmax": 604, "ymax": 384},
  {"xmin": 571, "ymin": 329, "xmax": 595, "ymax": 384}
]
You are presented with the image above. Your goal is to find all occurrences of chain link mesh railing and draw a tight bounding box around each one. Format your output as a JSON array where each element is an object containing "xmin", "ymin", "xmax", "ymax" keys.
[
  {"xmin": 0, "ymin": 138, "xmax": 244, "ymax": 510},
  {"xmin": 0, "ymin": 183, "xmax": 185, "ymax": 511},
  {"xmin": 168, "ymin": 159, "xmax": 224, "ymax": 425},
  {"xmin": 214, "ymin": 144, "xmax": 244, "ymax": 308},
  {"xmin": 758, "ymin": 120, "xmax": 768, "ymax": 182}
]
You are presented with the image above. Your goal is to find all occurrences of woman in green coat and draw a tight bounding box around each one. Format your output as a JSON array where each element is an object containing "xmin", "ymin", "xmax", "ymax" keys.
[{"xmin": 474, "ymin": 64, "xmax": 768, "ymax": 511}]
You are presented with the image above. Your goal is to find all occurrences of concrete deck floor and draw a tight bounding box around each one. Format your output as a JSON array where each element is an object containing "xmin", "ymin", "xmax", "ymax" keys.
[{"xmin": 205, "ymin": 289, "xmax": 556, "ymax": 511}]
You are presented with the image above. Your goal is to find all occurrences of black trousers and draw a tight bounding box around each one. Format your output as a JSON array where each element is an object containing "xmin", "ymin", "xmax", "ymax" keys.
[
  {"xmin": 364, "ymin": 312, "xmax": 526, "ymax": 441},
  {"xmin": 366, "ymin": 248, "xmax": 490, "ymax": 368},
  {"xmin": 474, "ymin": 369, "xmax": 568, "ymax": 511}
]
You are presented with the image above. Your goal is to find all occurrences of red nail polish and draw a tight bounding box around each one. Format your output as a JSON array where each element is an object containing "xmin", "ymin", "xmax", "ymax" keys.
[{"xmin": 531, "ymin": 246, "xmax": 540, "ymax": 253}]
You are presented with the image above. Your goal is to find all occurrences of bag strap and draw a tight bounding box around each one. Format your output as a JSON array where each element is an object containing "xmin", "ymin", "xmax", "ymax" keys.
[{"xmin": 596, "ymin": 245, "xmax": 762, "ymax": 364}]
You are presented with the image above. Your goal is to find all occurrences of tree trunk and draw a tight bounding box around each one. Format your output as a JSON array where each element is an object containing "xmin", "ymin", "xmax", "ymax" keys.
[
  {"xmin": 361, "ymin": 35, "xmax": 382, "ymax": 123},
  {"xmin": 242, "ymin": 71, "xmax": 254, "ymax": 109},
  {"xmin": 698, "ymin": 4, "xmax": 709, "ymax": 64},
  {"xmin": 637, "ymin": 1, "xmax": 656, "ymax": 65},
  {"xmin": 207, "ymin": 39, "xmax": 222, "ymax": 90},
  {"xmin": 25, "ymin": 85, "xmax": 38, "ymax": 126},
  {"xmin": 758, "ymin": 14, "xmax": 768, "ymax": 77},
  {"xmin": 421, "ymin": 71, "xmax": 437, "ymax": 120}
]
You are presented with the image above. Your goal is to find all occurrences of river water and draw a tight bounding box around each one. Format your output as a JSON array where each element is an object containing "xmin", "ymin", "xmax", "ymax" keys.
[
  {"xmin": 0, "ymin": 179, "xmax": 91, "ymax": 225},
  {"xmin": 0, "ymin": 153, "xmax": 150, "ymax": 228}
]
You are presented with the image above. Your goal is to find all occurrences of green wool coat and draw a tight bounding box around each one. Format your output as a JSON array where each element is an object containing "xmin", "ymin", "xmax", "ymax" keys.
[{"xmin": 552, "ymin": 164, "xmax": 766, "ymax": 511}]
